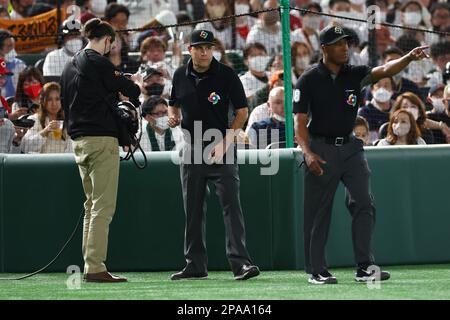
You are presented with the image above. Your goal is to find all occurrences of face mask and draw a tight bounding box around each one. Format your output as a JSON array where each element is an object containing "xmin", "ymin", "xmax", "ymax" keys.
[
  {"xmin": 377, "ymin": 11, "xmax": 387, "ymax": 23},
  {"xmin": 213, "ymin": 51, "xmax": 222, "ymax": 61},
  {"xmin": 91, "ymin": 0, "xmax": 107, "ymax": 15},
  {"xmin": 248, "ymin": 55, "xmax": 271, "ymax": 73},
  {"xmin": 208, "ymin": 4, "xmax": 226, "ymax": 18},
  {"xmin": 350, "ymin": 0, "xmax": 365, "ymax": 5},
  {"xmin": 273, "ymin": 113, "xmax": 285, "ymax": 122},
  {"xmin": 235, "ymin": 4, "xmax": 250, "ymax": 15},
  {"xmin": 5, "ymin": 49, "xmax": 17, "ymax": 62},
  {"xmin": 431, "ymin": 98, "xmax": 445, "ymax": 113},
  {"xmin": 155, "ymin": 115, "xmax": 169, "ymax": 130},
  {"xmin": 302, "ymin": 16, "xmax": 321, "ymax": 30},
  {"xmin": 24, "ymin": 83, "xmax": 42, "ymax": 99},
  {"xmin": 393, "ymin": 122, "xmax": 411, "ymax": 137},
  {"xmin": 405, "ymin": 107, "xmax": 419, "ymax": 120},
  {"xmin": 404, "ymin": 12, "xmax": 422, "ymax": 26},
  {"xmin": 65, "ymin": 38, "xmax": 83, "ymax": 55},
  {"xmin": 263, "ymin": 11, "xmax": 279, "ymax": 26},
  {"xmin": 373, "ymin": 87, "xmax": 393, "ymax": 103},
  {"xmin": 295, "ymin": 56, "xmax": 310, "ymax": 70},
  {"xmin": 145, "ymin": 83, "xmax": 165, "ymax": 96}
]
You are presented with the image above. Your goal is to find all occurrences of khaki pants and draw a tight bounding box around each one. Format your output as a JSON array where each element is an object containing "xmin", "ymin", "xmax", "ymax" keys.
[{"xmin": 73, "ymin": 136, "xmax": 120, "ymax": 274}]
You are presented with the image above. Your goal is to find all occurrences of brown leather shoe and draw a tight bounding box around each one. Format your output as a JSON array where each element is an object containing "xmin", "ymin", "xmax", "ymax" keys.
[{"xmin": 84, "ymin": 271, "xmax": 128, "ymax": 283}]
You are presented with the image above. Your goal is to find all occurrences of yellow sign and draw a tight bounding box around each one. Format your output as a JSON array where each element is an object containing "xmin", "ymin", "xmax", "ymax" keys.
[{"xmin": 0, "ymin": 9, "xmax": 66, "ymax": 54}]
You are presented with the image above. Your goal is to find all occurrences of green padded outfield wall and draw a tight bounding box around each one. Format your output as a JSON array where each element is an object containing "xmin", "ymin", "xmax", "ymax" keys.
[{"xmin": 0, "ymin": 146, "xmax": 449, "ymax": 273}]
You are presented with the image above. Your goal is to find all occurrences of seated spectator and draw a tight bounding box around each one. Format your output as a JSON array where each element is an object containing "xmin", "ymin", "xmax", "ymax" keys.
[
  {"xmin": 427, "ymin": 84, "xmax": 450, "ymax": 144},
  {"xmin": 377, "ymin": 109, "xmax": 426, "ymax": 145},
  {"xmin": 291, "ymin": 2, "xmax": 323, "ymax": 54},
  {"xmin": 353, "ymin": 115, "xmax": 371, "ymax": 146},
  {"xmin": 195, "ymin": 0, "xmax": 238, "ymax": 50},
  {"xmin": 430, "ymin": 2, "xmax": 450, "ymax": 37},
  {"xmin": 43, "ymin": 18, "xmax": 84, "ymax": 77},
  {"xmin": 139, "ymin": 65, "xmax": 166, "ymax": 103},
  {"xmin": 246, "ymin": 0, "xmax": 282, "ymax": 55},
  {"xmin": 250, "ymin": 69, "xmax": 283, "ymax": 112},
  {"xmin": 358, "ymin": 77, "xmax": 395, "ymax": 143},
  {"xmin": 426, "ymin": 41, "xmax": 450, "ymax": 87},
  {"xmin": 247, "ymin": 87, "xmax": 286, "ymax": 149},
  {"xmin": 291, "ymin": 41, "xmax": 312, "ymax": 83},
  {"xmin": 239, "ymin": 42, "xmax": 271, "ymax": 102},
  {"xmin": 234, "ymin": 0, "xmax": 257, "ymax": 49},
  {"xmin": 11, "ymin": 67, "xmax": 44, "ymax": 119},
  {"xmin": 0, "ymin": 58, "xmax": 12, "ymax": 114},
  {"xmin": 20, "ymin": 82, "xmax": 72, "ymax": 153},
  {"xmin": 212, "ymin": 38, "xmax": 232, "ymax": 67},
  {"xmin": 140, "ymin": 95, "xmax": 182, "ymax": 152},
  {"xmin": 139, "ymin": 36, "xmax": 176, "ymax": 79},
  {"xmin": 9, "ymin": 0, "xmax": 34, "ymax": 19},
  {"xmin": 380, "ymin": 92, "xmax": 450, "ymax": 143},
  {"xmin": 138, "ymin": 10, "xmax": 178, "ymax": 50},
  {"xmin": 0, "ymin": 30, "xmax": 27, "ymax": 97},
  {"xmin": 0, "ymin": 4, "xmax": 10, "ymax": 18},
  {"xmin": 103, "ymin": 3, "xmax": 140, "ymax": 74},
  {"xmin": 0, "ymin": 117, "xmax": 15, "ymax": 152}
]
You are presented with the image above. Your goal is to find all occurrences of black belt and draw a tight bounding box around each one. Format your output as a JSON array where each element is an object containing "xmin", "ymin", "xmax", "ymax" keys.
[{"xmin": 310, "ymin": 134, "xmax": 352, "ymax": 146}]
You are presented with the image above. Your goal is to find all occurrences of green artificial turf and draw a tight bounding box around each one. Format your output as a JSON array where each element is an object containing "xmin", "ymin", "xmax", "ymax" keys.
[{"xmin": 0, "ymin": 264, "xmax": 449, "ymax": 300}]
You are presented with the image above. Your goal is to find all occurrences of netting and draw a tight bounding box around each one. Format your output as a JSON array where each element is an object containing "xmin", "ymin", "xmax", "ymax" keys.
[{"xmin": 0, "ymin": 0, "xmax": 449, "ymax": 154}]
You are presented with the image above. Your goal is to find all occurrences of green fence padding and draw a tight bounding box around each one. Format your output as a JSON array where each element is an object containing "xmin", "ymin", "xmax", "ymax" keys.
[{"xmin": 1, "ymin": 146, "xmax": 450, "ymax": 273}]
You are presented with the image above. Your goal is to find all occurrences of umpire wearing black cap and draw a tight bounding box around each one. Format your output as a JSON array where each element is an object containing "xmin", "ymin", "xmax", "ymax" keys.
[
  {"xmin": 294, "ymin": 25, "xmax": 430, "ymax": 284},
  {"xmin": 168, "ymin": 29, "xmax": 260, "ymax": 281}
]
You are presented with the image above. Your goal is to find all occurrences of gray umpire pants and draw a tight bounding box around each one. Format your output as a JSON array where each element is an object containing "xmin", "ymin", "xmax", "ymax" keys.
[
  {"xmin": 179, "ymin": 143, "xmax": 253, "ymax": 276},
  {"xmin": 304, "ymin": 136, "xmax": 376, "ymax": 275}
]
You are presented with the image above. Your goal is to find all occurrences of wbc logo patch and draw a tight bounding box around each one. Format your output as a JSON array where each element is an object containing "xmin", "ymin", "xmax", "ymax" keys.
[
  {"xmin": 346, "ymin": 94, "xmax": 357, "ymax": 107},
  {"xmin": 208, "ymin": 92, "xmax": 221, "ymax": 105}
]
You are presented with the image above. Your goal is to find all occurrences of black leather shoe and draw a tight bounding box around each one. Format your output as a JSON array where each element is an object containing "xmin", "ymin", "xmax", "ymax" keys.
[
  {"xmin": 170, "ymin": 271, "xmax": 208, "ymax": 280},
  {"xmin": 234, "ymin": 265, "xmax": 260, "ymax": 280}
]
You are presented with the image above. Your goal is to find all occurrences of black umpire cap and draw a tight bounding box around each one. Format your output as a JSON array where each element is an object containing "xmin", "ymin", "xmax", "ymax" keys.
[
  {"xmin": 190, "ymin": 29, "xmax": 215, "ymax": 46},
  {"xmin": 319, "ymin": 25, "xmax": 351, "ymax": 46}
]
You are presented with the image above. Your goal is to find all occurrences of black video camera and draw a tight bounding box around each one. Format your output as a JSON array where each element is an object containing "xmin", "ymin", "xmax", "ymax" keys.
[{"xmin": 11, "ymin": 114, "xmax": 35, "ymax": 128}]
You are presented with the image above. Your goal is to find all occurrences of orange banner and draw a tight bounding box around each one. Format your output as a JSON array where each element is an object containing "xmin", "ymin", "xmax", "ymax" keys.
[{"xmin": 0, "ymin": 9, "xmax": 66, "ymax": 54}]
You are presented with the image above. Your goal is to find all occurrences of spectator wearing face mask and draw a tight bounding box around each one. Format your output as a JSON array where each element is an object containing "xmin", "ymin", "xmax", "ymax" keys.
[
  {"xmin": 426, "ymin": 84, "xmax": 450, "ymax": 144},
  {"xmin": 212, "ymin": 38, "xmax": 232, "ymax": 67},
  {"xmin": 291, "ymin": 3, "xmax": 323, "ymax": 55},
  {"xmin": 377, "ymin": 109, "xmax": 426, "ymax": 145},
  {"xmin": 353, "ymin": 115, "xmax": 371, "ymax": 146},
  {"xmin": 250, "ymin": 68, "xmax": 283, "ymax": 112},
  {"xmin": 379, "ymin": 92, "xmax": 450, "ymax": 143},
  {"xmin": 247, "ymin": 86, "xmax": 287, "ymax": 149},
  {"xmin": 139, "ymin": 65, "xmax": 166, "ymax": 103},
  {"xmin": 0, "ymin": 30, "xmax": 26, "ymax": 98},
  {"xmin": 239, "ymin": 42, "xmax": 271, "ymax": 102},
  {"xmin": 11, "ymin": 66, "xmax": 44, "ymax": 117},
  {"xmin": 246, "ymin": 0, "xmax": 282, "ymax": 55},
  {"xmin": 140, "ymin": 95, "xmax": 183, "ymax": 152},
  {"xmin": 234, "ymin": 0, "xmax": 257, "ymax": 49},
  {"xmin": 291, "ymin": 41, "xmax": 312, "ymax": 83},
  {"xmin": 43, "ymin": 19, "xmax": 84, "ymax": 77},
  {"xmin": 195, "ymin": 0, "xmax": 238, "ymax": 49},
  {"xmin": 328, "ymin": 0, "xmax": 366, "ymax": 44},
  {"xmin": 358, "ymin": 77, "xmax": 395, "ymax": 143},
  {"xmin": 391, "ymin": 1, "xmax": 438, "ymax": 45},
  {"xmin": 426, "ymin": 41, "xmax": 450, "ymax": 88}
]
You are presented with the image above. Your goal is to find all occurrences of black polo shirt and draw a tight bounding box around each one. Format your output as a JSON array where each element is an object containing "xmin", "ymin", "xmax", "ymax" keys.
[
  {"xmin": 293, "ymin": 60, "xmax": 372, "ymax": 137},
  {"xmin": 169, "ymin": 57, "xmax": 248, "ymax": 137}
]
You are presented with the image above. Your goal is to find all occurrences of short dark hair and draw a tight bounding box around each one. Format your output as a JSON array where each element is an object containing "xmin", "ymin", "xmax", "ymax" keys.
[
  {"xmin": 354, "ymin": 115, "xmax": 369, "ymax": 132},
  {"xmin": 104, "ymin": 3, "xmax": 130, "ymax": 21},
  {"xmin": 301, "ymin": 3, "xmax": 322, "ymax": 16},
  {"xmin": 382, "ymin": 46, "xmax": 404, "ymax": 60},
  {"xmin": 395, "ymin": 34, "xmax": 420, "ymax": 54},
  {"xmin": 142, "ymin": 96, "xmax": 168, "ymax": 117},
  {"xmin": 243, "ymin": 42, "xmax": 267, "ymax": 60},
  {"xmin": 430, "ymin": 41, "xmax": 450, "ymax": 59},
  {"xmin": 83, "ymin": 18, "xmax": 116, "ymax": 42},
  {"xmin": 0, "ymin": 29, "xmax": 13, "ymax": 50},
  {"xmin": 329, "ymin": 0, "xmax": 350, "ymax": 9},
  {"xmin": 430, "ymin": 2, "xmax": 450, "ymax": 15}
]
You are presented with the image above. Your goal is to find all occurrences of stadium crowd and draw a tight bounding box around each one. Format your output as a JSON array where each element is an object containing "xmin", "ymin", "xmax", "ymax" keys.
[{"xmin": 0, "ymin": 0, "xmax": 449, "ymax": 154}]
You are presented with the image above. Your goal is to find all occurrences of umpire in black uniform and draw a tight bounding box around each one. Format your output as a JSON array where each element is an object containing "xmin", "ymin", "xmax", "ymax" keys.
[
  {"xmin": 168, "ymin": 30, "xmax": 260, "ymax": 281},
  {"xmin": 294, "ymin": 25, "xmax": 430, "ymax": 284}
]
